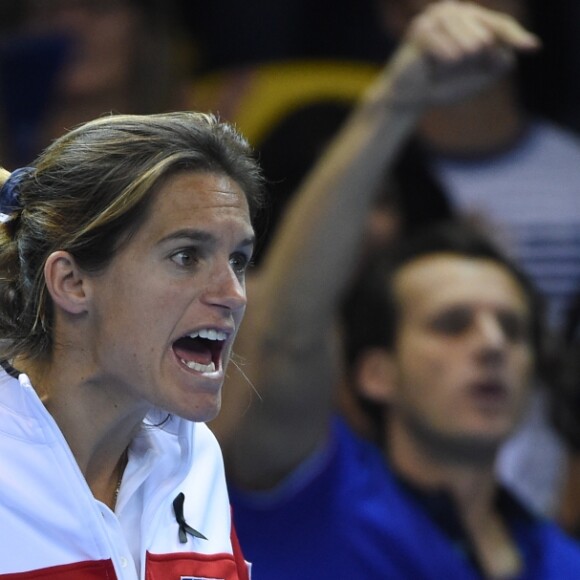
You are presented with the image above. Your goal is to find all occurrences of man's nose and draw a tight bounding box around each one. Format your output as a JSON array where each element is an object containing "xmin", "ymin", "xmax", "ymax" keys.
[{"xmin": 473, "ymin": 313, "xmax": 507, "ymax": 365}]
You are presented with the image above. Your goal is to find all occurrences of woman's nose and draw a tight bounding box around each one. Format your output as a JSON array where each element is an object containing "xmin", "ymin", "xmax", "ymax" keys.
[{"xmin": 202, "ymin": 261, "xmax": 247, "ymax": 312}]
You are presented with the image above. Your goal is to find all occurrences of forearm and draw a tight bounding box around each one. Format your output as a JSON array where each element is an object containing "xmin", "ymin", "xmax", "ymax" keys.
[{"xmin": 256, "ymin": 63, "xmax": 425, "ymax": 344}]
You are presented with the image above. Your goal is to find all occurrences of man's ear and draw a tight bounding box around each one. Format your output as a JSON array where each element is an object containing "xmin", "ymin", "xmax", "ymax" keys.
[
  {"xmin": 355, "ymin": 347, "xmax": 398, "ymax": 404},
  {"xmin": 44, "ymin": 251, "xmax": 90, "ymax": 315}
]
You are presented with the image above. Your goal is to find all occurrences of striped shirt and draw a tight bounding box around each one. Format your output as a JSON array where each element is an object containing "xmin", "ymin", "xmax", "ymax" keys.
[{"xmin": 432, "ymin": 120, "xmax": 580, "ymax": 331}]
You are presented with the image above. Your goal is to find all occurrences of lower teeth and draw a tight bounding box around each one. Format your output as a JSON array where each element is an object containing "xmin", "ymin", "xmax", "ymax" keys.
[{"xmin": 183, "ymin": 360, "xmax": 216, "ymax": 373}]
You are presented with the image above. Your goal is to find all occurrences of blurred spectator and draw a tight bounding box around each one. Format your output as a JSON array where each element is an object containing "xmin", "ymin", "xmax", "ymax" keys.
[
  {"xmin": 207, "ymin": 0, "xmax": 525, "ymax": 449},
  {"xmin": 185, "ymin": 0, "xmax": 580, "ymax": 556},
  {"xmin": 193, "ymin": 4, "xmax": 560, "ymax": 577},
  {"xmin": 378, "ymin": 0, "xmax": 580, "ymax": 333},
  {"xmin": 183, "ymin": 0, "xmax": 580, "ymax": 140},
  {"xmin": 0, "ymin": 0, "xmax": 191, "ymax": 167},
  {"xmin": 231, "ymin": 221, "xmax": 580, "ymax": 579},
  {"xmin": 372, "ymin": 0, "xmax": 580, "ymax": 518}
]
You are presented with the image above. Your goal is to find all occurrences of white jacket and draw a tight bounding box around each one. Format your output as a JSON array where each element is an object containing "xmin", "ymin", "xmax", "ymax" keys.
[{"xmin": 0, "ymin": 369, "xmax": 250, "ymax": 579}]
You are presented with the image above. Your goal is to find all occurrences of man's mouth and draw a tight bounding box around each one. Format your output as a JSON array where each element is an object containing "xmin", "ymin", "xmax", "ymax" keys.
[
  {"xmin": 172, "ymin": 328, "xmax": 227, "ymax": 373},
  {"xmin": 470, "ymin": 380, "xmax": 509, "ymax": 408}
]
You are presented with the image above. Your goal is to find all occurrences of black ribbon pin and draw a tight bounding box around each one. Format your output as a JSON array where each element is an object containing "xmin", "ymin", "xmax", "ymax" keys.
[{"xmin": 173, "ymin": 492, "xmax": 208, "ymax": 543}]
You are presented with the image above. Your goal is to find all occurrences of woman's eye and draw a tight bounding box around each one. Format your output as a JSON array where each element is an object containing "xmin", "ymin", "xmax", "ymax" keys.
[
  {"xmin": 230, "ymin": 252, "xmax": 250, "ymax": 275},
  {"xmin": 171, "ymin": 249, "xmax": 198, "ymax": 268}
]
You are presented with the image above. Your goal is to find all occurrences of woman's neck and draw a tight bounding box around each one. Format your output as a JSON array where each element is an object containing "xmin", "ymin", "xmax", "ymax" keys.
[{"xmin": 18, "ymin": 355, "xmax": 143, "ymax": 509}]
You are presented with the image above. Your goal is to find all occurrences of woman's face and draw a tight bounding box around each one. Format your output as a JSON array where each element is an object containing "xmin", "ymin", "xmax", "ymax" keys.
[{"xmin": 82, "ymin": 170, "xmax": 255, "ymax": 423}]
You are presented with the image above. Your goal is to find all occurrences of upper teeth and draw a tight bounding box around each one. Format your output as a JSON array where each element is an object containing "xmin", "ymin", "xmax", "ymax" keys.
[{"xmin": 189, "ymin": 329, "xmax": 227, "ymax": 341}]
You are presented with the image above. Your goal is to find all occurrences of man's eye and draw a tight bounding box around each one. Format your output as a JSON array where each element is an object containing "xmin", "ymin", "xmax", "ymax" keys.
[
  {"xmin": 230, "ymin": 252, "xmax": 250, "ymax": 275},
  {"xmin": 430, "ymin": 309, "xmax": 471, "ymax": 335},
  {"xmin": 171, "ymin": 249, "xmax": 198, "ymax": 268},
  {"xmin": 499, "ymin": 313, "xmax": 531, "ymax": 343}
]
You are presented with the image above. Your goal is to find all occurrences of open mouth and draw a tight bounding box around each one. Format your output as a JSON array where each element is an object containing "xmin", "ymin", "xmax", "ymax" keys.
[{"xmin": 172, "ymin": 328, "xmax": 227, "ymax": 374}]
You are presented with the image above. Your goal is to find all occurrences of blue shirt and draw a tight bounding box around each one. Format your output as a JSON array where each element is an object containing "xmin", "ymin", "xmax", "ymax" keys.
[{"xmin": 230, "ymin": 417, "xmax": 580, "ymax": 579}]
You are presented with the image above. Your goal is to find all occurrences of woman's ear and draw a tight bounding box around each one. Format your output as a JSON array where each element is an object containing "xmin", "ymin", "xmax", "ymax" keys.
[
  {"xmin": 44, "ymin": 251, "xmax": 90, "ymax": 315},
  {"xmin": 355, "ymin": 347, "xmax": 398, "ymax": 404}
]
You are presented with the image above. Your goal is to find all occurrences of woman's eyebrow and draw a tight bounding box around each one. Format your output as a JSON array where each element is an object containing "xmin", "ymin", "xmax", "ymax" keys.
[
  {"xmin": 158, "ymin": 229, "xmax": 256, "ymax": 249},
  {"xmin": 159, "ymin": 229, "xmax": 215, "ymax": 245}
]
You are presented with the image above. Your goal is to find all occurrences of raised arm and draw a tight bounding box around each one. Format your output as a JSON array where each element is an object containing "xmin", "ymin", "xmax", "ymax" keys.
[{"xmin": 217, "ymin": 1, "xmax": 540, "ymax": 489}]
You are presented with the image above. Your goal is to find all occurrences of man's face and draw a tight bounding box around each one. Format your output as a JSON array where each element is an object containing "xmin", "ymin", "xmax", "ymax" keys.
[
  {"xmin": 82, "ymin": 171, "xmax": 255, "ymax": 423},
  {"xmin": 388, "ymin": 253, "xmax": 533, "ymax": 459}
]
